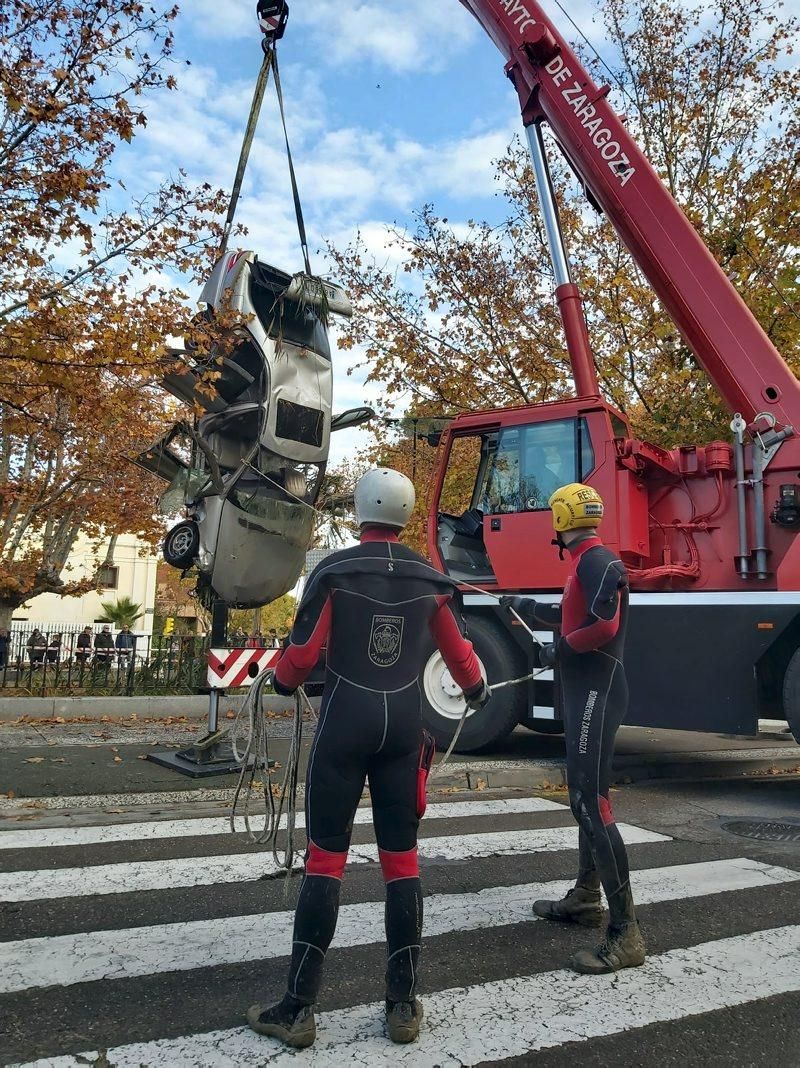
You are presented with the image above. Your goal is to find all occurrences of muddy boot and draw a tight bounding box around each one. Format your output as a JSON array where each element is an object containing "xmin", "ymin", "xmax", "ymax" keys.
[
  {"xmin": 386, "ymin": 998, "xmax": 424, "ymax": 1043},
  {"xmin": 570, "ymin": 921, "xmax": 646, "ymax": 975},
  {"xmin": 246, "ymin": 995, "xmax": 316, "ymax": 1049},
  {"xmin": 532, "ymin": 885, "xmax": 603, "ymax": 927}
]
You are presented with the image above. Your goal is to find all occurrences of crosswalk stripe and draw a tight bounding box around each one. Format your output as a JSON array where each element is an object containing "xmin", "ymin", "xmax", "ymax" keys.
[
  {"xmin": 18, "ymin": 925, "xmax": 800, "ymax": 1067},
  {"xmin": 0, "ymin": 824, "xmax": 668, "ymax": 902},
  {"xmin": 2, "ymin": 858, "xmax": 796, "ymax": 994},
  {"xmin": 0, "ymin": 797, "xmax": 563, "ymax": 851}
]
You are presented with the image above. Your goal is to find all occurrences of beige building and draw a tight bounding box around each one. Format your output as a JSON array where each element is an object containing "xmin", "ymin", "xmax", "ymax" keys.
[{"xmin": 14, "ymin": 533, "xmax": 158, "ymax": 635}]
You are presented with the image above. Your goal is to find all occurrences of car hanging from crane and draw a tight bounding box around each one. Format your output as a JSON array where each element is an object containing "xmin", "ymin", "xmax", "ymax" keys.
[
  {"xmin": 136, "ymin": 251, "xmax": 371, "ymax": 608},
  {"xmin": 135, "ymin": 1, "xmax": 371, "ymax": 611}
]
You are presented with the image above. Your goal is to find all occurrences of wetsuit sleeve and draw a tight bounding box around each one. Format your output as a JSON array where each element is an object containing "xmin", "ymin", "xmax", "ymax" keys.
[
  {"xmin": 563, "ymin": 553, "xmax": 627, "ymax": 654},
  {"xmin": 273, "ymin": 579, "xmax": 332, "ymax": 693},
  {"xmin": 429, "ymin": 595, "xmax": 483, "ymax": 691},
  {"xmin": 529, "ymin": 601, "xmax": 562, "ymax": 627},
  {"xmin": 507, "ymin": 599, "xmax": 562, "ymax": 629}
]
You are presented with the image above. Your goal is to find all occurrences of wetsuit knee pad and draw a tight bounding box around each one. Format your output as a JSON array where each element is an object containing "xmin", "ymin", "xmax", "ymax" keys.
[
  {"xmin": 570, "ymin": 788, "xmax": 614, "ymax": 831},
  {"xmin": 378, "ymin": 846, "xmax": 419, "ymax": 882},
  {"xmin": 306, "ymin": 840, "xmax": 348, "ymax": 879},
  {"xmin": 597, "ymin": 792, "xmax": 615, "ymax": 826}
]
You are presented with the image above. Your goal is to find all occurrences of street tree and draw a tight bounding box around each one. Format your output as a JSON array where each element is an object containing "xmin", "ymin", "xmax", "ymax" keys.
[
  {"xmin": 0, "ymin": 2, "xmax": 232, "ymax": 628},
  {"xmin": 98, "ymin": 595, "xmax": 143, "ymax": 630}
]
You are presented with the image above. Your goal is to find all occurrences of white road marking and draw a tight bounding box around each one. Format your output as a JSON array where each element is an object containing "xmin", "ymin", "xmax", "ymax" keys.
[
  {"xmin": 2, "ymin": 858, "xmax": 795, "ymax": 994},
  {"xmin": 0, "ymin": 797, "xmax": 563, "ymax": 851},
  {"xmin": 0, "ymin": 824, "xmax": 667, "ymax": 901},
  {"xmin": 19, "ymin": 925, "xmax": 800, "ymax": 1066}
]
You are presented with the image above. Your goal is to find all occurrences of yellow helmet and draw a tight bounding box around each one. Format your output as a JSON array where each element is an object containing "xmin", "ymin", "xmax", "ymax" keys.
[{"xmin": 548, "ymin": 483, "xmax": 604, "ymax": 532}]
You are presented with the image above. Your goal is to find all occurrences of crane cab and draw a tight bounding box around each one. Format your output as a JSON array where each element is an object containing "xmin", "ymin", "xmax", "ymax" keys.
[{"xmin": 428, "ymin": 398, "xmax": 647, "ymax": 591}]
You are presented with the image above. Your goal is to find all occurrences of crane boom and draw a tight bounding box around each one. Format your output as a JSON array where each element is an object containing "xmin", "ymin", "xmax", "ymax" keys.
[{"xmin": 459, "ymin": 0, "xmax": 799, "ymax": 431}]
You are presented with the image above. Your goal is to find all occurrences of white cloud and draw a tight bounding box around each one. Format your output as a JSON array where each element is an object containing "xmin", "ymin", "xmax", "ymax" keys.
[
  {"xmin": 292, "ymin": 0, "xmax": 477, "ymax": 73},
  {"xmin": 188, "ymin": 0, "xmax": 256, "ymax": 41},
  {"xmin": 187, "ymin": 0, "xmax": 477, "ymax": 73}
]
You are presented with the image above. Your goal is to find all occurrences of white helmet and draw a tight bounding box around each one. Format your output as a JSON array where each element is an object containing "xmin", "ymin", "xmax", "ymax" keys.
[{"xmin": 354, "ymin": 468, "xmax": 415, "ymax": 530}]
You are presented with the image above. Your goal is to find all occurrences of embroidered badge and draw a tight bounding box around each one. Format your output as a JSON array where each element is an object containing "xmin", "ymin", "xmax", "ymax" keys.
[{"xmin": 368, "ymin": 614, "xmax": 404, "ymax": 667}]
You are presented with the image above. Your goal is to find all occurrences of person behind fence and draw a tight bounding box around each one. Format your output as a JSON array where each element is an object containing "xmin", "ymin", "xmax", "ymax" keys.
[
  {"xmin": 0, "ymin": 627, "xmax": 8, "ymax": 669},
  {"xmin": 46, "ymin": 633, "xmax": 62, "ymax": 664},
  {"xmin": 27, "ymin": 628, "xmax": 46, "ymax": 667},
  {"xmin": 246, "ymin": 467, "xmax": 489, "ymax": 1050},
  {"xmin": 76, "ymin": 626, "xmax": 93, "ymax": 665},
  {"xmin": 501, "ymin": 482, "xmax": 645, "ymax": 976},
  {"xmin": 94, "ymin": 625, "xmax": 114, "ymax": 665},
  {"xmin": 115, "ymin": 625, "xmax": 136, "ymax": 662}
]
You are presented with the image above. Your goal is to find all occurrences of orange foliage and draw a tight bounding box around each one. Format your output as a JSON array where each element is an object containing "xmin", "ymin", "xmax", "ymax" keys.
[{"xmin": 0, "ymin": 2, "xmax": 234, "ymax": 624}]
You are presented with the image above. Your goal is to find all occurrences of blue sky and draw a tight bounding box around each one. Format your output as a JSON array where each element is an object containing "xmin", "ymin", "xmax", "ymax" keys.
[{"xmin": 118, "ymin": 0, "xmax": 601, "ymax": 461}]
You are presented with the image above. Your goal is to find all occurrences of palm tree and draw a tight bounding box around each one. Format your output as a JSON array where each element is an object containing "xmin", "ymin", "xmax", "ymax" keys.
[{"xmin": 98, "ymin": 596, "xmax": 142, "ymax": 630}]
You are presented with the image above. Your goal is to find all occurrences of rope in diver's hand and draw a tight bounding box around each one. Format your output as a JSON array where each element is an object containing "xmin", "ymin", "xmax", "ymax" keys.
[
  {"xmin": 455, "ymin": 578, "xmax": 544, "ymax": 647},
  {"xmin": 431, "ymin": 662, "xmax": 550, "ymax": 778}
]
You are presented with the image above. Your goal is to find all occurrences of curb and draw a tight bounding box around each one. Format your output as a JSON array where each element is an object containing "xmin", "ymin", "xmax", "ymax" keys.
[
  {"xmin": 444, "ymin": 755, "xmax": 800, "ymax": 792},
  {"xmin": 0, "ymin": 694, "xmax": 301, "ymax": 722}
]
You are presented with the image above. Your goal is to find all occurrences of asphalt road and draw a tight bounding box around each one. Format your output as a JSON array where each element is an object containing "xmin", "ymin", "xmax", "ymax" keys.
[
  {"xmin": 0, "ymin": 716, "xmax": 797, "ymax": 799},
  {"xmin": 0, "ymin": 774, "xmax": 799, "ymax": 1065}
]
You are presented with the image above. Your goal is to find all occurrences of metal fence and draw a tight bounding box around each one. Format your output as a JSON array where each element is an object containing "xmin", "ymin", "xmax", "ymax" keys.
[{"xmin": 0, "ymin": 630, "xmax": 211, "ymax": 697}]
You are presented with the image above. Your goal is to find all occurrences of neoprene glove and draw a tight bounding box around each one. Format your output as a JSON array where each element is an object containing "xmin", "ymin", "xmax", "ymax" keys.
[
  {"xmin": 538, "ymin": 642, "xmax": 558, "ymax": 669},
  {"xmin": 463, "ymin": 679, "xmax": 491, "ymax": 710},
  {"xmin": 271, "ymin": 673, "xmax": 296, "ymax": 696},
  {"xmin": 499, "ymin": 595, "xmax": 527, "ymax": 614}
]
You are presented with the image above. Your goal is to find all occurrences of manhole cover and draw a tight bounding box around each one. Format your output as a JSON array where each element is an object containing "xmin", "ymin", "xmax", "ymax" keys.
[{"xmin": 722, "ymin": 819, "xmax": 800, "ymax": 843}]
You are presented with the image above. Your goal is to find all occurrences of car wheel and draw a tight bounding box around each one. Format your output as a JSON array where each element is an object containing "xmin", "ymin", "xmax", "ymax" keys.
[
  {"xmin": 421, "ymin": 615, "xmax": 525, "ymax": 753},
  {"xmin": 163, "ymin": 521, "xmax": 200, "ymax": 569},
  {"xmin": 781, "ymin": 647, "xmax": 800, "ymax": 744}
]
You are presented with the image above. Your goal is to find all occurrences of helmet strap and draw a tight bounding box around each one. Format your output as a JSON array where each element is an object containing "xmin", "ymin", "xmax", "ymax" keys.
[{"xmin": 552, "ymin": 533, "xmax": 566, "ymax": 560}]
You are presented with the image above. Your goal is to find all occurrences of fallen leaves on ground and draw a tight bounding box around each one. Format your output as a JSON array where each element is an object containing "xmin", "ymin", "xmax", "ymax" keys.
[{"xmin": 23, "ymin": 757, "xmax": 45, "ymax": 764}]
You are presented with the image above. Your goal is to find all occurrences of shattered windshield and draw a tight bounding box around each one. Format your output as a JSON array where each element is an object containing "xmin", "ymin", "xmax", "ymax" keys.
[{"xmin": 157, "ymin": 466, "xmax": 211, "ymax": 516}]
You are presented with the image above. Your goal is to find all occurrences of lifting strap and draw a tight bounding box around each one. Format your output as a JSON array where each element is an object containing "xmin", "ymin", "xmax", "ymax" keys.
[
  {"xmin": 219, "ymin": 45, "xmax": 275, "ymax": 257},
  {"xmin": 272, "ymin": 49, "xmax": 312, "ymax": 276},
  {"xmin": 218, "ymin": 29, "xmax": 312, "ymax": 275}
]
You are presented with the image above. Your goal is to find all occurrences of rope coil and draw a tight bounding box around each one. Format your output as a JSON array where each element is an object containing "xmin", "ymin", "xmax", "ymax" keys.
[{"xmin": 230, "ymin": 669, "xmax": 317, "ymax": 881}]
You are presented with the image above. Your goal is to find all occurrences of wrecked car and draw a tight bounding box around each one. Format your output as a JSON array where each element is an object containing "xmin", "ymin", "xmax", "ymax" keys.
[{"xmin": 136, "ymin": 251, "xmax": 372, "ymax": 608}]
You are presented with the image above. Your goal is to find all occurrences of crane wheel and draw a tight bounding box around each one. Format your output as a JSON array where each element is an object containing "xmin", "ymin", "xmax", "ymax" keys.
[{"xmin": 420, "ymin": 615, "xmax": 525, "ymax": 753}]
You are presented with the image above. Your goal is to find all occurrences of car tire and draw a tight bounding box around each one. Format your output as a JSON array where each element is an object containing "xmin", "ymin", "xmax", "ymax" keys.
[
  {"xmin": 780, "ymin": 647, "xmax": 800, "ymax": 744},
  {"xmin": 421, "ymin": 615, "xmax": 525, "ymax": 754},
  {"xmin": 163, "ymin": 521, "xmax": 200, "ymax": 569}
]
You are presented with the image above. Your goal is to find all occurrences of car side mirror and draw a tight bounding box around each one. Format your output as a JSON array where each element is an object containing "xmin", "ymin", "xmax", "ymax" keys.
[{"xmin": 330, "ymin": 406, "xmax": 375, "ymax": 432}]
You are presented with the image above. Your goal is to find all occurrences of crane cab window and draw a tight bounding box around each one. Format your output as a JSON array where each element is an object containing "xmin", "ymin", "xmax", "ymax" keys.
[{"xmin": 479, "ymin": 418, "xmax": 593, "ymax": 515}]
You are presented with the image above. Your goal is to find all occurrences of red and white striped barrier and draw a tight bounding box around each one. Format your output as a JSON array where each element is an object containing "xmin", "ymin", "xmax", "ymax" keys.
[{"xmin": 206, "ymin": 648, "xmax": 280, "ymax": 689}]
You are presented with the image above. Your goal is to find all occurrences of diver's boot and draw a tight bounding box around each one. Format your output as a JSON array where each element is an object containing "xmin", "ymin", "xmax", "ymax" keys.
[
  {"xmin": 532, "ymin": 885, "xmax": 603, "ymax": 927},
  {"xmin": 386, "ymin": 998, "xmax": 424, "ymax": 1043},
  {"xmin": 246, "ymin": 994, "xmax": 316, "ymax": 1048},
  {"xmin": 570, "ymin": 920, "xmax": 646, "ymax": 975}
]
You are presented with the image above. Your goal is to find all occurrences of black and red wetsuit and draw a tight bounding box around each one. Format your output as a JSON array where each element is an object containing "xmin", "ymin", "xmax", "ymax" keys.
[
  {"xmin": 518, "ymin": 533, "xmax": 634, "ymax": 926},
  {"xmin": 272, "ymin": 526, "xmax": 482, "ymax": 1008}
]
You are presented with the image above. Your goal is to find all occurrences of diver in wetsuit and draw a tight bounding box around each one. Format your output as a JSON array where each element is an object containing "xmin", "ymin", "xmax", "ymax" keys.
[
  {"xmin": 247, "ymin": 468, "xmax": 488, "ymax": 1048},
  {"xmin": 502, "ymin": 482, "xmax": 646, "ymax": 975}
]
